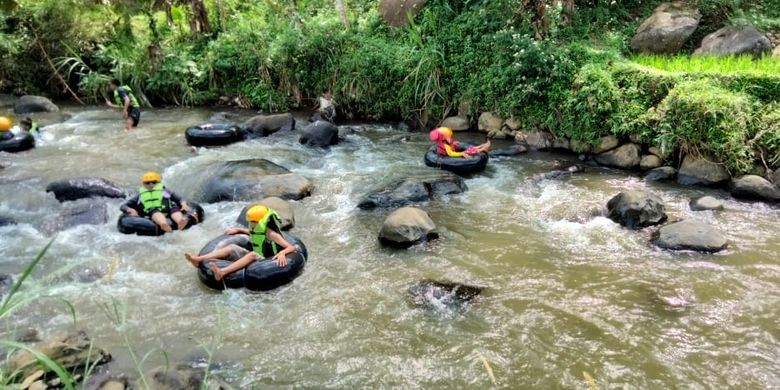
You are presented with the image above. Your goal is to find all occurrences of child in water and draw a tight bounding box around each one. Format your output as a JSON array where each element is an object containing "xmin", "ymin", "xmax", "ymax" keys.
[
  {"xmin": 429, "ymin": 126, "xmax": 491, "ymax": 159},
  {"xmin": 19, "ymin": 117, "xmax": 40, "ymax": 138},
  {"xmin": 317, "ymin": 89, "xmax": 336, "ymax": 122}
]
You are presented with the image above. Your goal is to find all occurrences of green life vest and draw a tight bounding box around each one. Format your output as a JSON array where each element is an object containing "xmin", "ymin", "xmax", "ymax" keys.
[
  {"xmin": 29, "ymin": 122, "xmax": 39, "ymax": 135},
  {"xmin": 138, "ymin": 183, "xmax": 168, "ymax": 214},
  {"xmin": 250, "ymin": 210, "xmax": 281, "ymax": 256},
  {"xmin": 114, "ymin": 85, "xmax": 140, "ymax": 108}
]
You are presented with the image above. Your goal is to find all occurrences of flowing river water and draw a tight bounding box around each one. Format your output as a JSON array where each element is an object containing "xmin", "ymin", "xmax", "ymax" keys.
[{"xmin": 0, "ymin": 106, "xmax": 778, "ymax": 388}]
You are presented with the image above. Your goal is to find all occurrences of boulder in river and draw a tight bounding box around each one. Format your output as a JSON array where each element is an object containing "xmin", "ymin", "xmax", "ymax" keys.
[
  {"xmin": 477, "ymin": 112, "xmax": 503, "ymax": 134},
  {"xmin": 41, "ymin": 201, "xmax": 109, "ymax": 234},
  {"xmin": 607, "ymin": 190, "xmax": 667, "ymax": 229},
  {"xmin": 537, "ymin": 164, "xmax": 585, "ymax": 180},
  {"xmin": 358, "ymin": 173, "xmax": 466, "ymax": 210},
  {"xmin": 594, "ymin": 143, "xmax": 641, "ymax": 169},
  {"xmin": 13, "ymin": 95, "xmax": 59, "ymax": 114},
  {"xmin": 197, "ymin": 159, "xmax": 313, "ymax": 203},
  {"xmin": 640, "ymin": 155, "xmax": 663, "ymax": 170},
  {"xmin": 630, "ymin": 2, "xmax": 701, "ymax": 54},
  {"xmin": 378, "ymin": 207, "xmax": 438, "ymax": 248},
  {"xmin": 236, "ymin": 196, "xmax": 295, "ymax": 230},
  {"xmin": 0, "ymin": 215, "xmax": 15, "ymax": 226},
  {"xmin": 653, "ymin": 220, "xmax": 727, "ymax": 252},
  {"xmin": 570, "ymin": 139, "xmax": 592, "ymax": 154},
  {"xmin": 677, "ymin": 153, "xmax": 730, "ymax": 187},
  {"xmin": 694, "ymin": 25, "xmax": 772, "ymax": 57},
  {"xmin": 729, "ymin": 175, "xmax": 780, "ymax": 202},
  {"xmin": 645, "ymin": 166, "xmax": 677, "ymax": 182},
  {"xmin": 522, "ymin": 130, "xmax": 553, "ymax": 150},
  {"xmin": 241, "ymin": 113, "xmax": 295, "ymax": 137},
  {"xmin": 144, "ymin": 363, "xmax": 230, "ymax": 390},
  {"xmin": 46, "ymin": 177, "xmax": 126, "ymax": 202},
  {"xmin": 591, "ymin": 135, "xmax": 620, "ymax": 154},
  {"xmin": 299, "ymin": 120, "xmax": 339, "ymax": 147},
  {"xmin": 489, "ymin": 145, "xmax": 527, "ymax": 158},
  {"xmin": 379, "ymin": 0, "xmax": 426, "ymax": 27},
  {"xmin": 440, "ymin": 116, "xmax": 470, "ymax": 131},
  {"xmin": 407, "ymin": 280, "xmax": 484, "ymax": 310},
  {"xmin": 0, "ymin": 273, "xmax": 12, "ymax": 300},
  {"xmin": 689, "ymin": 196, "xmax": 724, "ymax": 211}
]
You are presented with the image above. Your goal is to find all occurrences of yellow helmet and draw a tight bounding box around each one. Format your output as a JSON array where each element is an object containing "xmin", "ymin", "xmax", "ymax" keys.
[
  {"xmin": 141, "ymin": 171, "xmax": 161, "ymax": 183},
  {"xmin": 246, "ymin": 205, "xmax": 269, "ymax": 223},
  {"xmin": 0, "ymin": 116, "xmax": 11, "ymax": 132},
  {"xmin": 437, "ymin": 127, "xmax": 453, "ymax": 138}
]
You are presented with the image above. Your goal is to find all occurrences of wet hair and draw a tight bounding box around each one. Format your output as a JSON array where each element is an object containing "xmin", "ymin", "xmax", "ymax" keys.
[
  {"xmin": 20, "ymin": 117, "xmax": 32, "ymax": 125},
  {"xmin": 110, "ymin": 78, "xmax": 120, "ymax": 87}
]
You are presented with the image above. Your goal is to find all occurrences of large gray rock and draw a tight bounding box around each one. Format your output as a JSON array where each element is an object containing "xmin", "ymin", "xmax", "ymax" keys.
[
  {"xmin": 358, "ymin": 173, "xmax": 466, "ymax": 210},
  {"xmin": 144, "ymin": 364, "xmax": 230, "ymax": 390},
  {"xmin": 694, "ymin": 25, "xmax": 772, "ymax": 57},
  {"xmin": 42, "ymin": 201, "xmax": 109, "ymax": 234},
  {"xmin": 378, "ymin": 207, "xmax": 438, "ymax": 248},
  {"xmin": 730, "ymin": 175, "xmax": 780, "ymax": 202},
  {"xmin": 197, "ymin": 159, "xmax": 313, "ymax": 203},
  {"xmin": 654, "ymin": 220, "xmax": 727, "ymax": 252},
  {"xmin": 570, "ymin": 139, "xmax": 592, "ymax": 154},
  {"xmin": 407, "ymin": 280, "xmax": 483, "ymax": 310},
  {"xmin": 595, "ymin": 143, "xmax": 641, "ymax": 169},
  {"xmin": 504, "ymin": 117, "xmax": 521, "ymax": 131},
  {"xmin": 677, "ymin": 154, "xmax": 730, "ymax": 186},
  {"xmin": 299, "ymin": 120, "xmax": 339, "ymax": 147},
  {"xmin": 13, "ymin": 95, "xmax": 59, "ymax": 114},
  {"xmin": 591, "ymin": 135, "xmax": 620, "ymax": 154},
  {"xmin": 241, "ymin": 113, "xmax": 295, "ymax": 137},
  {"xmin": 631, "ymin": 2, "xmax": 701, "ymax": 54},
  {"xmin": 607, "ymin": 190, "xmax": 667, "ymax": 229},
  {"xmin": 439, "ymin": 116, "xmax": 470, "ymax": 131},
  {"xmin": 689, "ymin": 196, "xmax": 723, "ymax": 211},
  {"xmin": 522, "ymin": 130, "xmax": 553, "ymax": 150},
  {"xmin": 236, "ymin": 196, "xmax": 295, "ymax": 230},
  {"xmin": 378, "ymin": 0, "xmax": 426, "ymax": 27},
  {"xmin": 46, "ymin": 177, "xmax": 126, "ymax": 202},
  {"xmin": 640, "ymin": 155, "xmax": 663, "ymax": 170},
  {"xmin": 489, "ymin": 145, "xmax": 527, "ymax": 158},
  {"xmin": 645, "ymin": 166, "xmax": 677, "ymax": 182},
  {"xmin": 477, "ymin": 112, "xmax": 503, "ymax": 134},
  {"xmin": 0, "ymin": 215, "xmax": 15, "ymax": 226}
]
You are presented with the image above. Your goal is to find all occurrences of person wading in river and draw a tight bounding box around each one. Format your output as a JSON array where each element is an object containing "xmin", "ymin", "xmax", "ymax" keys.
[
  {"xmin": 121, "ymin": 171, "xmax": 191, "ymax": 233},
  {"xmin": 185, "ymin": 205, "xmax": 298, "ymax": 281},
  {"xmin": 105, "ymin": 79, "xmax": 141, "ymax": 131}
]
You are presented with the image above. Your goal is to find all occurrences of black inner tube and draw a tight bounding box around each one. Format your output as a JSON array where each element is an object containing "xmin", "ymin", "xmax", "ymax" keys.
[
  {"xmin": 424, "ymin": 145, "xmax": 489, "ymax": 175},
  {"xmin": 0, "ymin": 133, "xmax": 35, "ymax": 153},
  {"xmin": 185, "ymin": 124, "xmax": 244, "ymax": 147},
  {"xmin": 117, "ymin": 203, "xmax": 205, "ymax": 236}
]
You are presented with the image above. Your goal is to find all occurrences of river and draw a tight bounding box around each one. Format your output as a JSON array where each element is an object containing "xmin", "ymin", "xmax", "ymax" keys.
[{"xmin": 1, "ymin": 106, "xmax": 778, "ymax": 388}]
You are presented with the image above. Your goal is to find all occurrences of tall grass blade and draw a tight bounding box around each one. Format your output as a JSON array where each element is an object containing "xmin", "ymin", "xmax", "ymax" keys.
[
  {"xmin": 0, "ymin": 237, "xmax": 56, "ymax": 318},
  {"xmin": 0, "ymin": 340, "xmax": 75, "ymax": 390}
]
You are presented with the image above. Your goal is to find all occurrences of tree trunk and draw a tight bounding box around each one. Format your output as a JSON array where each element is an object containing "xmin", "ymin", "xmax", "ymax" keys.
[
  {"xmin": 164, "ymin": 0, "xmax": 174, "ymax": 27},
  {"xmin": 190, "ymin": 0, "xmax": 211, "ymax": 34},
  {"xmin": 335, "ymin": 0, "xmax": 349, "ymax": 31}
]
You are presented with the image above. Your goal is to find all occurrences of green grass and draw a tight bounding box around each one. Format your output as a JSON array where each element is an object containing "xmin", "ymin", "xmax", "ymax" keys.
[{"xmin": 632, "ymin": 55, "xmax": 780, "ymax": 76}]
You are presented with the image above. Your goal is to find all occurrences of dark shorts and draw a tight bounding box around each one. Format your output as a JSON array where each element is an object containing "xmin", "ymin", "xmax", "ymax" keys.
[
  {"xmin": 128, "ymin": 107, "xmax": 141, "ymax": 127},
  {"xmin": 147, "ymin": 207, "xmax": 181, "ymax": 218}
]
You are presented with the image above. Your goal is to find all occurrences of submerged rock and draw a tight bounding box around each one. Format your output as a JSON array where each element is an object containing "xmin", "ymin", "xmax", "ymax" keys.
[
  {"xmin": 236, "ymin": 196, "xmax": 295, "ymax": 230},
  {"xmin": 730, "ymin": 175, "xmax": 780, "ymax": 202},
  {"xmin": 607, "ymin": 190, "xmax": 667, "ymax": 229},
  {"xmin": 631, "ymin": 2, "xmax": 701, "ymax": 54},
  {"xmin": 407, "ymin": 280, "xmax": 483, "ymax": 310},
  {"xmin": 645, "ymin": 166, "xmax": 677, "ymax": 182},
  {"xmin": 52, "ymin": 201, "xmax": 109, "ymax": 232},
  {"xmin": 689, "ymin": 196, "xmax": 724, "ymax": 211},
  {"xmin": 378, "ymin": 207, "xmax": 438, "ymax": 248},
  {"xmin": 652, "ymin": 286, "xmax": 696, "ymax": 310},
  {"xmin": 0, "ymin": 273, "xmax": 12, "ymax": 300},
  {"xmin": 654, "ymin": 220, "xmax": 727, "ymax": 252},
  {"xmin": 14, "ymin": 95, "xmax": 59, "ymax": 114},
  {"xmin": 241, "ymin": 113, "xmax": 295, "ymax": 137},
  {"xmin": 488, "ymin": 145, "xmax": 527, "ymax": 157},
  {"xmin": 0, "ymin": 215, "xmax": 16, "ymax": 226},
  {"xmin": 197, "ymin": 159, "xmax": 313, "ymax": 203},
  {"xmin": 537, "ymin": 164, "xmax": 586, "ymax": 180},
  {"xmin": 46, "ymin": 177, "xmax": 126, "ymax": 202},
  {"xmin": 299, "ymin": 120, "xmax": 339, "ymax": 147},
  {"xmin": 358, "ymin": 173, "xmax": 466, "ymax": 209}
]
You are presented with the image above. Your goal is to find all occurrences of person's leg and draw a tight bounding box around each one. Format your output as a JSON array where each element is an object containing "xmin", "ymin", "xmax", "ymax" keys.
[
  {"xmin": 475, "ymin": 140, "xmax": 492, "ymax": 153},
  {"xmin": 130, "ymin": 108, "xmax": 141, "ymax": 128},
  {"xmin": 208, "ymin": 252, "xmax": 260, "ymax": 281},
  {"xmin": 171, "ymin": 211, "xmax": 186, "ymax": 230},
  {"xmin": 185, "ymin": 245, "xmax": 236, "ymax": 267},
  {"xmin": 150, "ymin": 211, "xmax": 173, "ymax": 233}
]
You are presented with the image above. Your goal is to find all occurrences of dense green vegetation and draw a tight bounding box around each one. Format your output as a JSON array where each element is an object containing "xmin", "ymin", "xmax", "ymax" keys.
[{"xmin": 1, "ymin": 0, "xmax": 779, "ymax": 173}]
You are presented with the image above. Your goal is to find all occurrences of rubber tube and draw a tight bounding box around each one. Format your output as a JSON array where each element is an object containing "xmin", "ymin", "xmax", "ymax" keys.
[
  {"xmin": 0, "ymin": 133, "xmax": 35, "ymax": 153},
  {"xmin": 424, "ymin": 145, "xmax": 488, "ymax": 175},
  {"xmin": 185, "ymin": 124, "xmax": 244, "ymax": 147},
  {"xmin": 117, "ymin": 203, "xmax": 205, "ymax": 236}
]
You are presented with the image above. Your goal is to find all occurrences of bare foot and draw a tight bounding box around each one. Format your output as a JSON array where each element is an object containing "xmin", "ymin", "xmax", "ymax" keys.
[
  {"xmin": 185, "ymin": 253, "xmax": 200, "ymax": 267},
  {"xmin": 208, "ymin": 262, "xmax": 224, "ymax": 281}
]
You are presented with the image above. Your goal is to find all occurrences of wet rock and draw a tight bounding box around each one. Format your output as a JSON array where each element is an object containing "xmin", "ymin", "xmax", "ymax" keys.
[
  {"xmin": 771, "ymin": 169, "xmax": 780, "ymax": 184},
  {"xmin": 357, "ymin": 173, "xmax": 466, "ymax": 210},
  {"xmin": 607, "ymin": 190, "xmax": 667, "ymax": 229},
  {"xmin": 299, "ymin": 120, "xmax": 339, "ymax": 147},
  {"xmin": 522, "ymin": 130, "xmax": 553, "ymax": 150},
  {"xmin": 631, "ymin": 2, "xmax": 701, "ymax": 54},
  {"xmin": 640, "ymin": 155, "xmax": 663, "ymax": 170},
  {"xmin": 0, "ymin": 215, "xmax": 15, "ymax": 226},
  {"xmin": 570, "ymin": 139, "xmax": 592, "ymax": 154},
  {"xmin": 379, "ymin": 0, "xmax": 426, "ymax": 27},
  {"xmin": 236, "ymin": 196, "xmax": 295, "ymax": 230},
  {"xmin": 43, "ymin": 201, "xmax": 109, "ymax": 233},
  {"xmin": 407, "ymin": 280, "xmax": 483, "ymax": 309},
  {"xmin": 652, "ymin": 286, "xmax": 695, "ymax": 310},
  {"xmin": 15, "ymin": 328, "xmax": 40, "ymax": 343},
  {"xmin": 144, "ymin": 364, "xmax": 230, "ymax": 390},
  {"xmin": 7, "ymin": 331, "xmax": 111, "ymax": 384},
  {"xmin": 677, "ymin": 153, "xmax": 730, "ymax": 187},
  {"xmin": 83, "ymin": 371, "xmax": 131, "ymax": 390},
  {"xmin": 694, "ymin": 25, "xmax": 772, "ymax": 57},
  {"xmin": 14, "ymin": 95, "xmax": 59, "ymax": 114},
  {"xmin": 591, "ymin": 135, "xmax": 620, "ymax": 154},
  {"xmin": 439, "ymin": 116, "xmax": 470, "ymax": 131},
  {"xmin": 648, "ymin": 146, "xmax": 666, "ymax": 158},
  {"xmin": 551, "ymin": 137, "xmax": 571, "ymax": 151},
  {"xmin": 654, "ymin": 220, "xmax": 727, "ymax": 252},
  {"xmin": 689, "ymin": 196, "xmax": 723, "ymax": 211},
  {"xmin": 0, "ymin": 273, "xmax": 12, "ymax": 300},
  {"xmin": 207, "ymin": 111, "xmax": 233, "ymax": 123},
  {"xmin": 338, "ymin": 126, "xmax": 363, "ymax": 139},
  {"xmin": 538, "ymin": 164, "xmax": 586, "ymax": 180},
  {"xmin": 729, "ymin": 175, "xmax": 780, "ymax": 202},
  {"xmin": 503, "ymin": 117, "xmax": 521, "ymax": 131},
  {"xmin": 46, "ymin": 177, "xmax": 126, "ymax": 202},
  {"xmin": 645, "ymin": 166, "xmax": 677, "ymax": 182},
  {"xmin": 477, "ymin": 112, "xmax": 503, "ymax": 133},
  {"xmin": 198, "ymin": 159, "xmax": 313, "ymax": 203},
  {"xmin": 241, "ymin": 113, "xmax": 295, "ymax": 137},
  {"xmin": 489, "ymin": 145, "xmax": 527, "ymax": 157},
  {"xmin": 378, "ymin": 207, "xmax": 438, "ymax": 248},
  {"xmin": 594, "ymin": 143, "xmax": 641, "ymax": 169}
]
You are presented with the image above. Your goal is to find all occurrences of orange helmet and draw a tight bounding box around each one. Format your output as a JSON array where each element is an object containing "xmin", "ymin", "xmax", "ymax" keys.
[
  {"xmin": 246, "ymin": 205, "xmax": 269, "ymax": 223},
  {"xmin": 0, "ymin": 116, "xmax": 11, "ymax": 132},
  {"xmin": 141, "ymin": 171, "xmax": 161, "ymax": 183}
]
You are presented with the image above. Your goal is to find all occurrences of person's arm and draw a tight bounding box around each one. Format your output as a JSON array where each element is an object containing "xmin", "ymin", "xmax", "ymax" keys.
[
  {"xmin": 444, "ymin": 143, "xmax": 465, "ymax": 158},
  {"xmin": 225, "ymin": 227, "xmax": 251, "ymax": 235},
  {"xmin": 169, "ymin": 192, "xmax": 189, "ymax": 211},
  {"xmin": 120, "ymin": 196, "xmax": 140, "ymax": 215},
  {"xmin": 267, "ymin": 229, "xmax": 296, "ymax": 267},
  {"xmin": 105, "ymin": 97, "xmax": 119, "ymax": 108}
]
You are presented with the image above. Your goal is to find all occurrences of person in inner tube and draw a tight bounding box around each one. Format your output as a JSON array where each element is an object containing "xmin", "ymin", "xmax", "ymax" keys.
[
  {"xmin": 120, "ymin": 171, "xmax": 192, "ymax": 233},
  {"xmin": 19, "ymin": 117, "xmax": 41, "ymax": 138},
  {"xmin": 185, "ymin": 205, "xmax": 298, "ymax": 281},
  {"xmin": 429, "ymin": 126, "xmax": 491, "ymax": 159}
]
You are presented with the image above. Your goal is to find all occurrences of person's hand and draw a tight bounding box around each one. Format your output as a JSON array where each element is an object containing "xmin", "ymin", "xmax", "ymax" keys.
[
  {"xmin": 127, "ymin": 209, "xmax": 139, "ymax": 217},
  {"xmin": 273, "ymin": 252, "xmax": 288, "ymax": 268},
  {"xmin": 463, "ymin": 154, "xmax": 475, "ymax": 160},
  {"xmin": 122, "ymin": 110, "xmax": 128, "ymax": 119},
  {"xmin": 104, "ymin": 98, "xmax": 112, "ymax": 107},
  {"xmin": 225, "ymin": 227, "xmax": 242, "ymax": 235},
  {"xmin": 181, "ymin": 204, "xmax": 190, "ymax": 213}
]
